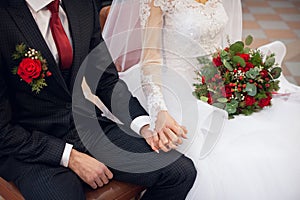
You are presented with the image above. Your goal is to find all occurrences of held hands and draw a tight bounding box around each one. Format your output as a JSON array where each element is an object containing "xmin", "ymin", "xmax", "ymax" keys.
[
  {"xmin": 68, "ymin": 149, "xmax": 113, "ymax": 189},
  {"xmin": 140, "ymin": 111, "xmax": 188, "ymax": 152}
]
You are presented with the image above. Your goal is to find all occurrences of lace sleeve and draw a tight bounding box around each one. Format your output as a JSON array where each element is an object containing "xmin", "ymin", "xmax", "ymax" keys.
[
  {"xmin": 140, "ymin": 0, "xmax": 175, "ymax": 28},
  {"xmin": 140, "ymin": 0, "xmax": 168, "ymax": 130}
]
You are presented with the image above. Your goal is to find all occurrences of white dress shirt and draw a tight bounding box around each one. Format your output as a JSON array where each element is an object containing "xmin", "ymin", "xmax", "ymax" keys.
[{"xmin": 25, "ymin": 0, "xmax": 151, "ymax": 167}]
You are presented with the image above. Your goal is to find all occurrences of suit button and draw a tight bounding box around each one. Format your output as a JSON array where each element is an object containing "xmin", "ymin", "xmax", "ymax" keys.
[{"xmin": 66, "ymin": 103, "xmax": 72, "ymax": 109}]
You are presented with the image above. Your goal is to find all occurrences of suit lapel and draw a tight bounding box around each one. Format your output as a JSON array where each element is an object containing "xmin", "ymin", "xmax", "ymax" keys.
[
  {"xmin": 63, "ymin": 0, "xmax": 83, "ymax": 92},
  {"xmin": 7, "ymin": 0, "xmax": 71, "ymax": 96}
]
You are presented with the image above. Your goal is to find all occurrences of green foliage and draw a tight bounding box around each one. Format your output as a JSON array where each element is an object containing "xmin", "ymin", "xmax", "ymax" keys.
[
  {"xmin": 11, "ymin": 67, "xmax": 18, "ymax": 75},
  {"xmin": 246, "ymin": 68, "xmax": 259, "ymax": 79},
  {"xmin": 225, "ymin": 100, "xmax": 238, "ymax": 114},
  {"xmin": 31, "ymin": 78, "xmax": 47, "ymax": 94},
  {"xmin": 230, "ymin": 41, "xmax": 244, "ymax": 53},
  {"xmin": 232, "ymin": 55, "xmax": 246, "ymax": 67},
  {"xmin": 250, "ymin": 51, "xmax": 262, "ymax": 66},
  {"xmin": 245, "ymin": 83, "xmax": 257, "ymax": 96},
  {"xmin": 271, "ymin": 67, "xmax": 282, "ymax": 79},
  {"xmin": 265, "ymin": 56, "xmax": 275, "ymax": 68},
  {"xmin": 245, "ymin": 35, "xmax": 253, "ymax": 46}
]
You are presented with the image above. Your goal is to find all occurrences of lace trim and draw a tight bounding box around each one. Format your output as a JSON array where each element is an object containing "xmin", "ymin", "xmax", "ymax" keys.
[
  {"xmin": 139, "ymin": 0, "xmax": 221, "ymax": 28},
  {"xmin": 140, "ymin": 0, "xmax": 151, "ymax": 28},
  {"xmin": 141, "ymin": 74, "xmax": 168, "ymax": 130}
]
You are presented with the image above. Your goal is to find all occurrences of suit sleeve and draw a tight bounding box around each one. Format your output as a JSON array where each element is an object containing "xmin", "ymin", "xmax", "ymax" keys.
[
  {"xmin": 0, "ymin": 53, "xmax": 66, "ymax": 165},
  {"xmin": 87, "ymin": 0, "xmax": 149, "ymax": 127}
]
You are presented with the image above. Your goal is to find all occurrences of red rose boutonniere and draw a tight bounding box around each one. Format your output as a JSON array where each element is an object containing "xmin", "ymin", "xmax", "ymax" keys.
[{"xmin": 12, "ymin": 43, "xmax": 52, "ymax": 93}]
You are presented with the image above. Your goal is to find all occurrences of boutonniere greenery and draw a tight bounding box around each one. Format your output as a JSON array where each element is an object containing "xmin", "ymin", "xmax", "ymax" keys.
[{"xmin": 12, "ymin": 43, "xmax": 52, "ymax": 93}]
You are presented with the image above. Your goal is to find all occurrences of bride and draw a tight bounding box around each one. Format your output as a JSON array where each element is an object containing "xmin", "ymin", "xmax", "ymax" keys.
[{"xmin": 103, "ymin": 0, "xmax": 300, "ymax": 199}]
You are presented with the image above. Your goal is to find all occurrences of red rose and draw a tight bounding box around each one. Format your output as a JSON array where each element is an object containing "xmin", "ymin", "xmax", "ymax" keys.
[
  {"xmin": 258, "ymin": 96, "xmax": 271, "ymax": 108},
  {"xmin": 237, "ymin": 53, "xmax": 250, "ymax": 62},
  {"xmin": 225, "ymin": 85, "xmax": 232, "ymax": 98},
  {"xmin": 244, "ymin": 62, "xmax": 254, "ymax": 72},
  {"xmin": 246, "ymin": 62, "xmax": 254, "ymax": 68},
  {"xmin": 245, "ymin": 95, "xmax": 256, "ymax": 106},
  {"xmin": 260, "ymin": 70, "xmax": 269, "ymax": 78},
  {"xmin": 207, "ymin": 92, "xmax": 213, "ymax": 104},
  {"xmin": 17, "ymin": 58, "xmax": 42, "ymax": 83},
  {"xmin": 201, "ymin": 76, "xmax": 206, "ymax": 84},
  {"xmin": 213, "ymin": 55, "xmax": 222, "ymax": 67}
]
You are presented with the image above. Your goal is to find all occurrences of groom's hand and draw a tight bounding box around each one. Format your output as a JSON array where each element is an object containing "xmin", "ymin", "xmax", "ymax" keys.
[
  {"xmin": 68, "ymin": 149, "xmax": 113, "ymax": 189},
  {"xmin": 140, "ymin": 125, "xmax": 160, "ymax": 152}
]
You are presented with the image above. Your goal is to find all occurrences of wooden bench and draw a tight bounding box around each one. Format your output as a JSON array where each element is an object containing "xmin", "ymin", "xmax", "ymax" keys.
[{"xmin": 0, "ymin": 177, "xmax": 145, "ymax": 200}]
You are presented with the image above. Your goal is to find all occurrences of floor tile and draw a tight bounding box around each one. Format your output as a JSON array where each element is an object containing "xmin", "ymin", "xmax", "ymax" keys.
[
  {"xmin": 286, "ymin": 22, "xmax": 300, "ymax": 29},
  {"xmin": 253, "ymin": 14, "xmax": 282, "ymax": 20},
  {"xmin": 249, "ymin": 7, "xmax": 275, "ymax": 14},
  {"xmin": 293, "ymin": 30, "xmax": 300, "ymax": 38},
  {"xmin": 243, "ymin": 29, "xmax": 267, "ymax": 39},
  {"xmin": 243, "ymin": 21, "xmax": 260, "ymax": 29},
  {"xmin": 242, "ymin": 0, "xmax": 300, "ymax": 86},
  {"xmin": 274, "ymin": 8, "xmax": 300, "ymax": 14},
  {"xmin": 258, "ymin": 21, "xmax": 289, "ymax": 30},
  {"xmin": 243, "ymin": 13, "xmax": 255, "ymax": 21},
  {"xmin": 264, "ymin": 30, "xmax": 297, "ymax": 39},
  {"xmin": 268, "ymin": 1, "xmax": 294, "ymax": 8},
  {"xmin": 280, "ymin": 14, "xmax": 300, "ymax": 22}
]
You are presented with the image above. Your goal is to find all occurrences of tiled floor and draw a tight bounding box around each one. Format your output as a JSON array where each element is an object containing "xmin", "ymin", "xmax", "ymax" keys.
[{"xmin": 242, "ymin": 0, "xmax": 300, "ymax": 85}]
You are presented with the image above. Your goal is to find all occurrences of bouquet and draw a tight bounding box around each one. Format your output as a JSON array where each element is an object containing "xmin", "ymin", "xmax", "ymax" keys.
[{"xmin": 193, "ymin": 35, "xmax": 282, "ymax": 118}]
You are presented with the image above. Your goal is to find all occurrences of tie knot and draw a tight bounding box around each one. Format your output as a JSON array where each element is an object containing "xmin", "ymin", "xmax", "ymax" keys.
[{"xmin": 47, "ymin": 0, "xmax": 59, "ymax": 14}]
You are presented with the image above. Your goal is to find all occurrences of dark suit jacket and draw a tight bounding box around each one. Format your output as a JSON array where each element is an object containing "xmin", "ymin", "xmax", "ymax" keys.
[{"xmin": 0, "ymin": 0, "xmax": 147, "ymax": 178}]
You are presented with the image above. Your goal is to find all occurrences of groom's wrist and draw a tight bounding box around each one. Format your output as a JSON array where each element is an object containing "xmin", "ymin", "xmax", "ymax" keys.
[
  {"xmin": 131, "ymin": 115, "xmax": 151, "ymax": 135},
  {"xmin": 60, "ymin": 143, "xmax": 73, "ymax": 167}
]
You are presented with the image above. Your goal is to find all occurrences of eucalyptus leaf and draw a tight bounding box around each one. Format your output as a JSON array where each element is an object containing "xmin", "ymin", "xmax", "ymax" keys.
[
  {"xmin": 200, "ymin": 96, "xmax": 209, "ymax": 102},
  {"xmin": 245, "ymin": 68, "xmax": 259, "ymax": 79},
  {"xmin": 220, "ymin": 50, "xmax": 228, "ymax": 58},
  {"xmin": 244, "ymin": 47, "xmax": 251, "ymax": 54},
  {"xmin": 225, "ymin": 100, "xmax": 238, "ymax": 114},
  {"xmin": 265, "ymin": 57, "xmax": 275, "ymax": 67},
  {"xmin": 217, "ymin": 97, "xmax": 228, "ymax": 103},
  {"xmin": 271, "ymin": 67, "xmax": 282, "ymax": 79},
  {"xmin": 213, "ymin": 102, "xmax": 225, "ymax": 109},
  {"xmin": 223, "ymin": 59, "xmax": 233, "ymax": 71},
  {"xmin": 245, "ymin": 83, "xmax": 257, "ymax": 96},
  {"xmin": 233, "ymin": 56, "xmax": 246, "ymax": 67},
  {"xmin": 245, "ymin": 35, "xmax": 253, "ymax": 46},
  {"xmin": 230, "ymin": 41, "xmax": 244, "ymax": 53}
]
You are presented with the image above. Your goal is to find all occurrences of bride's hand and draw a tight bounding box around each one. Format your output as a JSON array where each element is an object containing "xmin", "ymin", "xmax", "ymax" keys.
[{"xmin": 155, "ymin": 111, "xmax": 188, "ymax": 151}]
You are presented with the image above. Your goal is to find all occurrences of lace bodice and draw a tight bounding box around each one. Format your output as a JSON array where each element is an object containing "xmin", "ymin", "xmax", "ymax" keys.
[
  {"xmin": 140, "ymin": 0, "xmax": 228, "ymax": 53},
  {"xmin": 140, "ymin": 0, "xmax": 228, "ymax": 130}
]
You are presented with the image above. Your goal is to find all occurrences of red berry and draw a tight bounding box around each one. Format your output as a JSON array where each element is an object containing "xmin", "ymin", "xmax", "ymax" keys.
[{"xmin": 46, "ymin": 71, "xmax": 52, "ymax": 77}]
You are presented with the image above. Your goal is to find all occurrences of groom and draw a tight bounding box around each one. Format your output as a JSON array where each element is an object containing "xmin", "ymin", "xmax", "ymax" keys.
[{"xmin": 0, "ymin": 0, "xmax": 196, "ymax": 199}]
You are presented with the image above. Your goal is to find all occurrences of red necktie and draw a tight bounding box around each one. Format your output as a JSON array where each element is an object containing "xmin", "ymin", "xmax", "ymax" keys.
[{"xmin": 47, "ymin": 0, "xmax": 73, "ymax": 69}]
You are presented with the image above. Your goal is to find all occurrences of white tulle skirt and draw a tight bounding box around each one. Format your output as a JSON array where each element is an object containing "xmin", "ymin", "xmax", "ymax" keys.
[{"xmin": 119, "ymin": 41, "xmax": 300, "ymax": 200}]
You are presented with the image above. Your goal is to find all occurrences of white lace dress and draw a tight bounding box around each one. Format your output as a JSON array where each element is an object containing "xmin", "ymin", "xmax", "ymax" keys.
[{"xmin": 117, "ymin": 0, "xmax": 300, "ymax": 199}]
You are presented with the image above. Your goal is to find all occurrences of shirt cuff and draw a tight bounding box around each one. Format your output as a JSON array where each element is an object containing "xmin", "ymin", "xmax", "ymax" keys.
[
  {"xmin": 130, "ymin": 115, "xmax": 151, "ymax": 135},
  {"xmin": 60, "ymin": 143, "xmax": 73, "ymax": 167}
]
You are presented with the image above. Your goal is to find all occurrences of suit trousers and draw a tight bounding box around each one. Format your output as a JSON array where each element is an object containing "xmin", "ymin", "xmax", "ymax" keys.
[{"xmin": 7, "ymin": 125, "xmax": 197, "ymax": 200}]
